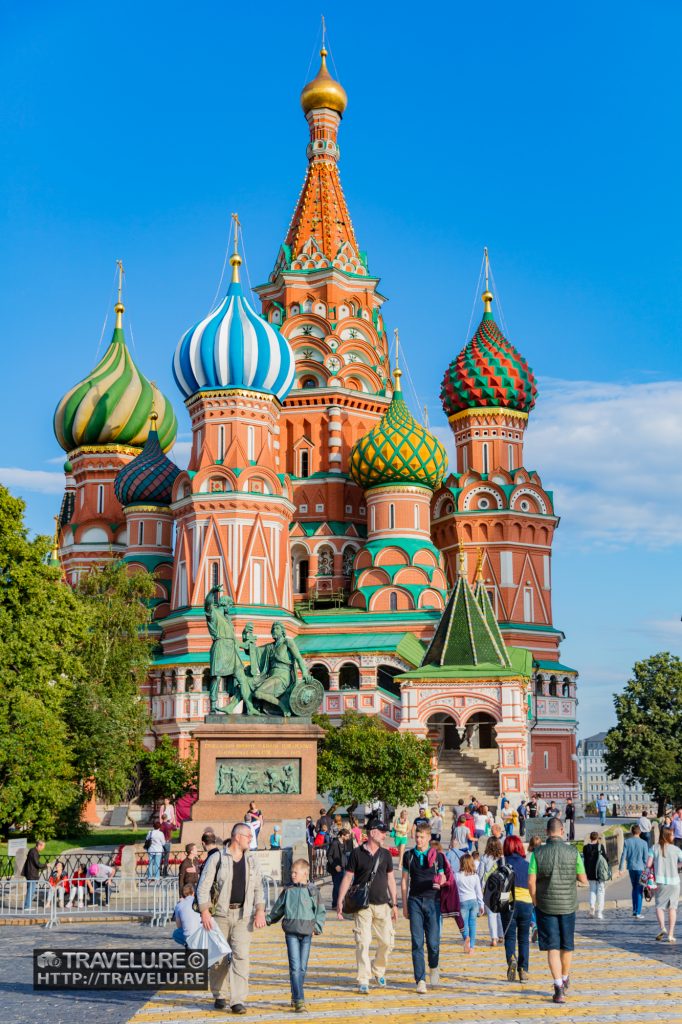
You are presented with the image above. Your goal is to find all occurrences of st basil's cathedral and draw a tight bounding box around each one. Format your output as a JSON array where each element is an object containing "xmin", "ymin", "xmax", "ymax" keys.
[{"xmin": 52, "ymin": 47, "xmax": 579, "ymax": 807}]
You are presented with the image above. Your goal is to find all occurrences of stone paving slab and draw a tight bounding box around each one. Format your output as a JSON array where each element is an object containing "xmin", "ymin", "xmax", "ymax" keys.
[{"xmin": 129, "ymin": 907, "xmax": 681, "ymax": 1024}]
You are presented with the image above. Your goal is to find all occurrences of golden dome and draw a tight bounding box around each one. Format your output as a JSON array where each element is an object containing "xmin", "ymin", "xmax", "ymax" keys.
[{"xmin": 300, "ymin": 48, "xmax": 347, "ymax": 117}]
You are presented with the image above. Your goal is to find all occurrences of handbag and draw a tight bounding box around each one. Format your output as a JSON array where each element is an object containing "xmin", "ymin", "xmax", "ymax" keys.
[{"xmin": 343, "ymin": 849, "xmax": 383, "ymax": 915}]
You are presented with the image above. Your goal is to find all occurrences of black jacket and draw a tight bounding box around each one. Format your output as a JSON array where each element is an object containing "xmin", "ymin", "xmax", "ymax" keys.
[
  {"xmin": 583, "ymin": 842, "xmax": 606, "ymax": 881},
  {"xmin": 327, "ymin": 837, "xmax": 352, "ymax": 871},
  {"xmin": 22, "ymin": 847, "xmax": 47, "ymax": 880}
]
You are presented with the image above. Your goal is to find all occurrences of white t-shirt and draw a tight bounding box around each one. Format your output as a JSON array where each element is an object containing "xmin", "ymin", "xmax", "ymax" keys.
[
  {"xmin": 92, "ymin": 864, "xmax": 115, "ymax": 881},
  {"xmin": 147, "ymin": 828, "xmax": 165, "ymax": 855},
  {"xmin": 174, "ymin": 894, "xmax": 201, "ymax": 940},
  {"xmin": 455, "ymin": 871, "xmax": 484, "ymax": 906},
  {"xmin": 638, "ymin": 817, "xmax": 652, "ymax": 834},
  {"xmin": 651, "ymin": 844, "xmax": 682, "ymax": 886},
  {"xmin": 474, "ymin": 813, "xmax": 489, "ymax": 832}
]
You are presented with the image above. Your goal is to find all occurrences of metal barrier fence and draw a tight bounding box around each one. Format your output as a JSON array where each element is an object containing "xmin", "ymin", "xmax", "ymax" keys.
[{"xmin": 1, "ymin": 872, "xmax": 277, "ymax": 929}]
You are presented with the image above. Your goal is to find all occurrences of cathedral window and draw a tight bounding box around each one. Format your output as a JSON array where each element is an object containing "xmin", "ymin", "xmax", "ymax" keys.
[
  {"xmin": 247, "ymin": 426, "xmax": 255, "ymax": 462},
  {"xmin": 389, "ymin": 592, "xmax": 398, "ymax": 611},
  {"xmin": 462, "ymin": 447, "xmax": 468, "ymax": 471},
  {"xmin": 301, "ymin": 376, "xmax": 317, "ymax": 388},
  {"xmin": 97, "ymin": 484, "xmax": 104, "ymax": 514},
  {"xmin": 177, "ymin": 562, "xmax": 188, "ymax": 607},
  {"xmin": 543, "ymin": 751, "xmax": 549, "ymax": 770},
  {"xmin": 414, "ymin": 503, "xmax": 420, "ymax": 529},
  {"xmin": 370, "ymin": 506, "xmax": 376, "ymax": 532},
  {"xmin": 318, "ymin": 547, "xmax": 334, "ymax": 576},
  {"xmin": 482, "ymin": 443, "xmax": 489, "ymax": 474},
  {"xmin": 523, "ymin": 587, "xmax": 534, "ymax": 622},
  {"xmin": 345, "ymin": 503, "xmax": 352, "ymax": 514},
  {"xmin": 156, "ymin": 521, "xmax": 163, "ymax": 546},
  {"xmin": 210, "ymin": 562, "xmax": 220, "ymax": 589},
  {"xmin": 342, "ymin": 548, "xmax": 355, "ymax": 577},
  {"xmin": 252, "ymin": 561, "xmax": 263, "ymax": 603},
  {"xmin": 218, "ymin": 425, "xmax": 225, "ymax": 461},
  {"xmin": 300, "ymin": 450, "xmax": 310, "ymax": 477},
  {"xmin": 389, "ymin": 503, "xmax": 395, "ymax": 529},
  {"xmin": 508, "ymin": 444, "xmax": 514, "ymax": 471},
  {"xmin": 478, "ymin": 497, "xmax": 490, "ymax": 510},
  {"xmin": 138, "ymin": 521, "xmax": 144, "ymax": 546}
]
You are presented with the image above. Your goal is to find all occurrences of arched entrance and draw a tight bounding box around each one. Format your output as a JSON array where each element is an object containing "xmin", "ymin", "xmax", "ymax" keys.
[
  {"xmin": 426, "ymin": 712, "xmax": 460, "ymax": 751},
  {"xmin": 462, "ymin": 712, "xmax": 498, "ymax": 749}
]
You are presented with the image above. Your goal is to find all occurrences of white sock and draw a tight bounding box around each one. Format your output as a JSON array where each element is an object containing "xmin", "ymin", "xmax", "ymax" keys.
[
  {"xmin": 562, "ymin": 975, "xmax": 569, "ymax": 982},
  {"xmin": 554, "ymin": 979, "xmax": 563, "ymax": 989}
]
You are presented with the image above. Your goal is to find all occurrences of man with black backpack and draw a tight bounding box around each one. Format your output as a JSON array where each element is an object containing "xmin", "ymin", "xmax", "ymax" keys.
[{"xmin": 336, "ymin": 817, "xmax": 397, "ymax": 994}]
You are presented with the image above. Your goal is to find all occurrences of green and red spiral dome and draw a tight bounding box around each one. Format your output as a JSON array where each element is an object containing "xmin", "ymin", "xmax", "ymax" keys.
[{"xmin": 440, "ymin": 291, "xmax": 537, "ymax": 417}]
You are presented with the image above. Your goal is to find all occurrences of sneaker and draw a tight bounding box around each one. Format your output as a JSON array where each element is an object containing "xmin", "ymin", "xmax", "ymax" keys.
[
  {"xmin": 562, "ymin": 976, "xmax": 570, "ymax": 993},
  {"xmin": 429, "ymin": 967, "xmax": 440, "ymax": 987},
  {"xmin": 358, "ymin": 984, "xmax": 369, "ymax": 995},
  {"xmin": 552, "ymin": 985, "xmax": 565, "ymax": 1004},
  {"xmin": 293, "ymin": 1002, "xmax": 307, "ymax": 1013},
  {"xmin": 597, "ymin": 912, "xmax": 604, "ymax": 920},
  {"xmin": 668, "ymin": 936, "xmax": 677, "ymax": 944},
  {"xmin": 518, "ymin": 968, "xmax": 528, "ymax": 983},
  {"xmin": 506, "ymin": 956, "xmax": 517, "ymax": 982},
  {"xmin": 656, "ymin": 931, "xmax": 667, "ymax": 941},
  {"xmin": 214, "ymin": 999, "xmax": 228, "ymax": 1010},
  {"xmin": 231, "ymin": 1006, "xmax": 247, "ymax": 1016},
  {"xmin": 416, "ymin": 980, "xmax": 427, "ymax": 994},
  {"xmin": 375, "ymin": 976, "xmax": 386, "ymax": 988}
]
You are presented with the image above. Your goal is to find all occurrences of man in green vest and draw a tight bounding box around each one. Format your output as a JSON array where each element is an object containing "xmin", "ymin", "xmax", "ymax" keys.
[{"xmin": 527, "ymin": 816, "xmax": 587, "ymax": 1004}]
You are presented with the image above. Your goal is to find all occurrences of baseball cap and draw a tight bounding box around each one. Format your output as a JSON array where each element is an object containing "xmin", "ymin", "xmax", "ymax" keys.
[{"xmin": 367, "ymin": 818, "xmax": 389, "ymax": 832}]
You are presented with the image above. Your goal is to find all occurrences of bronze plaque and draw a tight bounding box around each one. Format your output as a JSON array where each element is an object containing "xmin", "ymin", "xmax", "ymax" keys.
[{"xmin": 215, "ymin": 758, "xmax": 301, "ymax": 796}]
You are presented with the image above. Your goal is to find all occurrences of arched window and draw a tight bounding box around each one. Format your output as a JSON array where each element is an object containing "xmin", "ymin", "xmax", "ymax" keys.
[
  {"xmin": 482, "ymin": 443, "xmax": 489, "ymax": 474},
  {"xmin": 97, "ymin": 484, "xmax": 104, "ymax": 514},
  {"xmin": 300, "ymin": 450, "xmax": 310, "ymax": 478},
  {"xmin": 156, "ymin": 521, "xmax": 163, "ymax": 546},
  {"xmin": 377, "ymin": 664, "xmax": 402, "ymax": 697},
  {"xmin": 137, "ymin": 520, "xmax": 144, "ymax": 546},
  {"xmin": 414, "ymin": 503, "xmax": 420, "ymax": 530},
  {"xmin": 535, "ymin": 676, "xmax": 544, "ymax": 696},
  {"xmin": 389, "ymin": 592, "xmax": 398, "ymax": 611},
  {"xmin": 339, "ymin": 663, "xmax": 360, "ymax": 690},
  {"xmin": 247, "ymin": 426, "xmax": 255, "ymax": 462},
  {"xmin": 310, "ymin": 664, "xmax": 330, "ymax": 691},
  {"xmin": 508, "ymin": 444, "xmax": 514, "ymax": 471},
  {"xmin": 211, "ymin": 562, "xmax": 220, "ymax": 589},
  {"xmin": 218, "ymin": 425, "xmax": 225, "ymax": 461},
  {"xmin": 548, "ymin": 676, "xmax": 557, "ymax": 697},
  {"xmin": 462, "ymin": 447, "xmax": 468, "ymax": 472},
  {"xmin": 562, "ymin": 680, "xmax": 571, "ymax": 697},
  {"xmin": 370, "ymin": 506, "xmax": 376, "ymax": 532},
  {"xmin": 301, "ymin": 376, "xmax": 317, "ymax": 389},
  {"xmin": 389, "ymin": 503, "xmax": 395, "ymax": 529}
]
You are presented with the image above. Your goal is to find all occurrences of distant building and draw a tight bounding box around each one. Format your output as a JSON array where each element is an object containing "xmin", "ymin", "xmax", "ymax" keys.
[{"xmin": 577, "ymin": 732, "xmax": 655, "ymax": 814}]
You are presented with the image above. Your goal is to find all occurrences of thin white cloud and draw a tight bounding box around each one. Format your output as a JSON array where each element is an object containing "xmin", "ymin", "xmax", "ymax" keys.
[
  {"xmin": 170, "ymin": 441, "xmax": 191, "ymax": 468},
  {"xmin": 434, "ymin": 378, "xmax": 682, "ymax": 550},
  {"xmin": 0, "ymin": 468, "xmax": 65, "ymax": 495}
]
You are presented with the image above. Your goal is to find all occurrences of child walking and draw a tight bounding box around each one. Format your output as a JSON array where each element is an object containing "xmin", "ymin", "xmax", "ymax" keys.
[
  {"xmin": 454, "ymin": 853, "xmax": 484, "ymax": 953},
  {"xmin": 266, "ymin": 858, "xmax": 326, "ymax": 1012}
]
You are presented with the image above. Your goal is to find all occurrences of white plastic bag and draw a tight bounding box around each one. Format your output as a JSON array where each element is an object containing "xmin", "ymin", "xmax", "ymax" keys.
[{"xmin": 186, "ymin": 921, "xmax": 233, "ymax": 967}]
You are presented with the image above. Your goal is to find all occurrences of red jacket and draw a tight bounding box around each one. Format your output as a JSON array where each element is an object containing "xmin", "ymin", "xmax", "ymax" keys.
[{"xmin": 428, "ymin": 848, "xmax": 464, "ymax": 929}]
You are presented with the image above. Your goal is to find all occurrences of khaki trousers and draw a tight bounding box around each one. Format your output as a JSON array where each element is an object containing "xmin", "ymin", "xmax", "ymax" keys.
[
  {"xmin": 353, "ymin": 903, "xmax": 395, "ymax": 985},
  {"xmin": 210, "ymin": 908, "xmax": 253, "ymax": 1005}
]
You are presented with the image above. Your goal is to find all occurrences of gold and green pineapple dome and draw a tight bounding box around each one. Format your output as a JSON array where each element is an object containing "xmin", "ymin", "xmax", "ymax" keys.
[{"xmin": 349, "ymin": 372, "xmax": 447, "ymax": 490}]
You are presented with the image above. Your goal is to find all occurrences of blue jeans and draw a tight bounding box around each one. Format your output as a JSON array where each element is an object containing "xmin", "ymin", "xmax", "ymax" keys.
[
  {"xmin": 505, "ymin": 822, "xmax": 514, "ymax": 836},
  {"xmin": 461, "ymin": 899, "xmax": 479, "ymax": 948},
  {"xmin": 629, "ymin": 869, "xmax": 644, "ymax": 915},
  {"xmin": 23, "ymin": 880, "xmax": 37, "ymax": 909},
  {"xmin": 599, "ymin": 810, "xmax": 606, "ymax": 827},
  {"xmin": 146, "ymin": 853, "xmax": 161, "ymax": 879},
  {"xmin": 500, "ymin": 900, "xmax": 533, "ymax": 971},
  {"xmin": 285, "ymin": 932, "xmax": 312, "ymax": 1004},
  {"xmin": 407, "ymin": 895, "xmax": 441, "ymax": 982},
  {"xmin": 331, "ymin": 867, "xmax": 343, "ymax": 909}
]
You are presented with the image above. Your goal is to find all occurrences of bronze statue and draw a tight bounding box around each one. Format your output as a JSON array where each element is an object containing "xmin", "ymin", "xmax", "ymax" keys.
[
  {"xmin": 204, "ymin": 586, "xmax": 260, "ymax": 715},
  {"xmin": 204, "ymin": 588, "xmax": 323, "ymax": 719}
]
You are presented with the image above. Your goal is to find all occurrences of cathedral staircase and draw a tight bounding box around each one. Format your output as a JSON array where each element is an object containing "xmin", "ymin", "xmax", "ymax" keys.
[{"xmin": 430, "ymin": 750, "xmax": 500, "ymax": 813}]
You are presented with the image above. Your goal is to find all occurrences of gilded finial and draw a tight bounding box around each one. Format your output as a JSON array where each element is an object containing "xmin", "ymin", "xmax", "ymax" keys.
[
  {"xmin": 393, "ymin": 327, "xmax": 402, "ymax": 387},
  {"xmin": 458, "ymin": 542, "xmax": 466, "ymax": 579},
  {"xmin": 475, "ymin": 547, "xmax": 484, "ymax": 582},
  {"xmin": 230, "ymin": 213, "xmax": 242, "ymax": 283},
  {"xmin": 149, "ymin": 382, "xmax": 159, "ymax": 426},
  {"xmin": 482, "ymin": 247, "xmax": 493, "ymax": 313},
  {"xmin": 50, "ymin": 515, "xmax": 61, "ymax": 566},
  {"xmin": 115, "ymin": 259, "xmax": 125, "ymax": 327}
]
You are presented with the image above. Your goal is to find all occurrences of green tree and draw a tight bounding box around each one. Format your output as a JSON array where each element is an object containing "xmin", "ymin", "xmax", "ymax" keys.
[
  {"xmin": 67, "ymin": 561, "xmax": 156, "ymax": 802},
  {"xmin": 315, "ymin": 711, "xmax": 432, "ymax": 811},
  {"xmin": 603, "ymin": 652, "xmax": 682, "ymax": 814},
  {"xmin": 139, "ymin": 736, "xmax": 198, "ymax": 806},
  {"xmin": 0, "ymin": 486, "xmax": 86, "ymax": 836}
]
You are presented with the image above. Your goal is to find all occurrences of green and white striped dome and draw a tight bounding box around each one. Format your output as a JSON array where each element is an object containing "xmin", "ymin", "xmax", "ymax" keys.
[{"xmin": 54, "ymin": 303, "xmax": 177, "ymax": 453}]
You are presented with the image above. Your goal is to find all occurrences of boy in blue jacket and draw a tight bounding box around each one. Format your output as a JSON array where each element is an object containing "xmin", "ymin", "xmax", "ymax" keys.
[{"xmin": 266, "ymin": 859, "xmax": 326, "ymax": 1012}]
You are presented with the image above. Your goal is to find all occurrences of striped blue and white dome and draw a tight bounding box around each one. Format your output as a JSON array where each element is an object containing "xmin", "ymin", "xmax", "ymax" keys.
[{"xmin": 173, "ymin": 272, "xmax": 295, "ymax": 402}]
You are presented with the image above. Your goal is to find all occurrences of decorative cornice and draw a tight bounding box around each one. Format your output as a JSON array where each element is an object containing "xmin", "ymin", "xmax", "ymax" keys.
[
  {"xmin": 448, "ymin": 408, "xmax": 529, "ymax": 424},
  {"xmin": 70, "ymin": 444, "xmax": 141, "ymax": 458},
  {"xmin": 185, "ymin": 387, "xmax": 280, "ymax": 410},
  {"xmin": 366, "ymin": 483, "xmax": 433, "ymax": 498}
]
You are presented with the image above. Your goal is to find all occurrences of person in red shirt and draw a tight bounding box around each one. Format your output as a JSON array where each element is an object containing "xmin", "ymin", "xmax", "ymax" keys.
[{"xmin": 463, "ymin": 810, "xmax": 476, "ymax": 839}]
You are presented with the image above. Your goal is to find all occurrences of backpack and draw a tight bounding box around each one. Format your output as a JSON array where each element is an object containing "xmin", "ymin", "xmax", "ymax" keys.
[
  {"xmin": 595, "ymin": 851, "xmax": 612, "ymax": 883},
  {"xmin": 483, "ymin": 858, "xmax": 515, "ymax": 914},
  {"xmin": 192, "ymin": 848, "xmax": 223, "ymax": 914},
  {"xmin": 143, "ymin": 831, "xmax": 153, "ymax": 852}
]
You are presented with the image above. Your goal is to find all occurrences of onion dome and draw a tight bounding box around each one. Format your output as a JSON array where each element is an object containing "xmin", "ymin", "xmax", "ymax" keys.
[
  {"xmin": 301, "ymin": 47, "xmax": 347, "ymax": 117},
  {"xmin": 114, "ymin": 415, "xmax": 180, "ymax": 506},
  {"xmin": 350, "ymin": 369, "xmax": 447, "ymax": 490},
  {"xmin": 54, "ymin": 301, "xmax": 177, "ymax": 453},
  {"xmin": 440, "ymin": 291, "xmax": 538, "ymax": 417},
  {"xmin": 173, "ymin": 249, "xmax": 295, "ymax": 401}
]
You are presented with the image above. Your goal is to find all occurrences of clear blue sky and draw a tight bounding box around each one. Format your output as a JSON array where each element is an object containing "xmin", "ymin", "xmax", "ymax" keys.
[{"xmin": 2, "ymin": 1, "xmax": 680, "ymax": 736}]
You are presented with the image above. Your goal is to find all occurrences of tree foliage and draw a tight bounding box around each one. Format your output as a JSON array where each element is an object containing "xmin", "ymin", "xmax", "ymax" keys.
[
  {"xmin": 0, "ymin": 486, "xmax": 85, "ymax": 835},
  {"xmin": 139, "ymin": 736, "xmax": 198, "ymax": 805},
  {"xmin": 315, "ymin": 711, "xmax": 432, "ymax": 809},
  {"xmin": 603, "ymin": 652, "xmax": 682, "ymax": 813},
  {"xmin": 0, "ymin": 486, "xmax": 158, "ymax": 836},
  {"xmin": 66, "ymin": 561, "xmax": 155, "ymax": 802}
]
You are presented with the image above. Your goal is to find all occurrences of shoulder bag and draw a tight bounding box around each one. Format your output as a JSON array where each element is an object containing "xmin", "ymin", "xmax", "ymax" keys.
[{"xmin": 342, "ymin": 848, "xmax": 383, "ymax": 915}]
